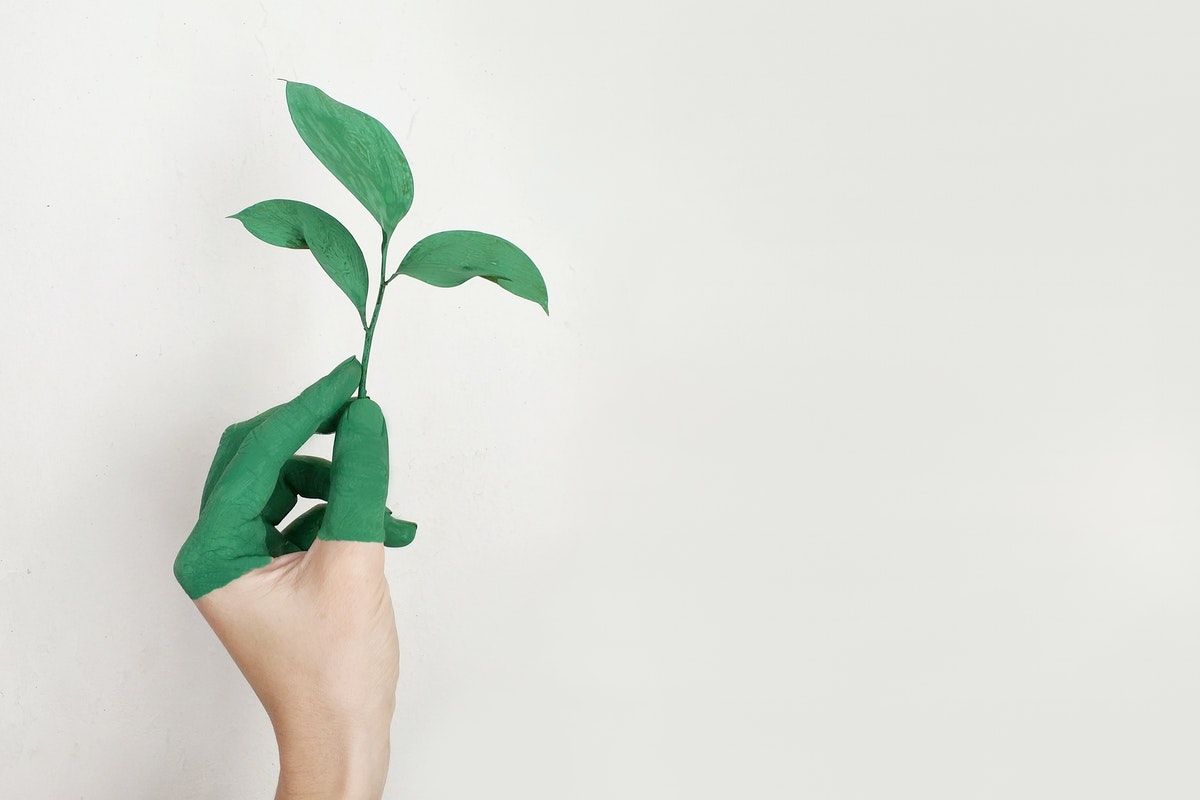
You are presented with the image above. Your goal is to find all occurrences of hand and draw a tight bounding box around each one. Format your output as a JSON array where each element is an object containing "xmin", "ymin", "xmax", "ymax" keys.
[{"xmin": 174, "ymin": 358, "xmax": 415, "ymax": 800}]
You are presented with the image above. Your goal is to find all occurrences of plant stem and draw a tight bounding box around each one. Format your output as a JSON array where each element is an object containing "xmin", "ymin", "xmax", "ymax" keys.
[{"xmin": 358, "ymin": 229, "xmax": 391, "ymax": 398}]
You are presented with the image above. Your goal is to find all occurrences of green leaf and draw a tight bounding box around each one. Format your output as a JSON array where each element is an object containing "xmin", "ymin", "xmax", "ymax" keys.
[
  {"xmin": 230, "ymin": 199, "xmax": 369, "ymax": 323},
  {"xmin": 285, "ymin": 81, "xmax": 414, "ymax": 236},
  {"xmin": 396, "ymin": 231, "xmax": 549, "ymax": 314}
]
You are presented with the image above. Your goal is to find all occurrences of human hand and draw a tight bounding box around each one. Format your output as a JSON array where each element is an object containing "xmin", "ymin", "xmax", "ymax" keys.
[{"xmin": 174, "ymin": 357, "xmax": 415, "ymax": 800}]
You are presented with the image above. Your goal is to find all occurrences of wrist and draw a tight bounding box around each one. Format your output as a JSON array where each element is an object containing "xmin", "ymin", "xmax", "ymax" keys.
[{"xmin": 274, "ymin": 720, "xmax": 390, "ymax": 800}]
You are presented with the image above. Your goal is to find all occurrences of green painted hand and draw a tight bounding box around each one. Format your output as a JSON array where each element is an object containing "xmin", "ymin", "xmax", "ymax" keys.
[{"xmin": 173, "ymin": 357, "xmax": 415, "ymax": 599}]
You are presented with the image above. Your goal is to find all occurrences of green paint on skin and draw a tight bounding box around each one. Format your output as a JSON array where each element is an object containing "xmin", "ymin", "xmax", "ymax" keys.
[
  {"xmin": 261, "ymin": 455, "xmax": 416, "ymax": 555},
  {"xmin": 322, "ymin": 397, "xmax": 388, "ymax": 541},
  {"xmin": 173, "ymin": 358, "xmax": 416, "ymax": 599}
]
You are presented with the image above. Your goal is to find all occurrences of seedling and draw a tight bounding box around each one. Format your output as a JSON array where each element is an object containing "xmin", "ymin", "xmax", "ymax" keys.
[{"xmin": 231, "ymin": 82, "xmax": 548, "ymax": 397}]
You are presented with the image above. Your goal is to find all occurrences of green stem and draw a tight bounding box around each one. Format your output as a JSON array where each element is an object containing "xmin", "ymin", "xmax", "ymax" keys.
[{"xmin": 358, "ymin": 229, "xmax": 391, "ymax": 398}]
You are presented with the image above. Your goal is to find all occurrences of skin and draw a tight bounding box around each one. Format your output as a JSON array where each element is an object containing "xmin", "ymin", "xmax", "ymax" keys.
[{"xmin": 174, "ymin": 358, "xmax": 411, "ymax": 799}]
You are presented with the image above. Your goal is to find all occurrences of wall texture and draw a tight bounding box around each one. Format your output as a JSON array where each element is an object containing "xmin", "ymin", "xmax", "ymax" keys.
[{"xmin": 3, "ymin": 1, "xmax": 1200, "ymax": 797}]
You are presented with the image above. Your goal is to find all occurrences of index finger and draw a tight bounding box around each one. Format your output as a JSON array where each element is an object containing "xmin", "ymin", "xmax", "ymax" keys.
[{"xmin": 206, "ymin": 357, "xmax": 362, "ymax": 514}]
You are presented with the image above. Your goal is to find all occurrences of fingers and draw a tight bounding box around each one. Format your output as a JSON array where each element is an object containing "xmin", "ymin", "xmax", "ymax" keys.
[
  {"xmin": 175, "ymin": 358, "xmax": 360, "ymax": 599},
  {"xmin": 279, "ymin": 503, "xmax": 417, "ymax": 551},
  {"xmin": 207, "ymin": 358, "xmax": 361, "ymax": 517},
  {"xmin": 174, "ymin": 518, "xmax": 275, "ymax": 599},
  {"xmin": 198, "ymin": 410, "xmax": 273, "ymax": 511},
  {"xmin": 281, "ymin": 455, "xmax": 334, "ymax": 498},
  {"xmin": 305, "ymin": 399, "xmax": 398, "ymax": 579},
  {"xmin": 263, "ymin": 456, "xmax": 333, "ymax": 526},
  {"xmin": 276, "ymin": 505, "xmax": 326, "ymax": 553},
  {"xmin": 318, "ymin": 398, "xmax": 390, "ymax": 544},
  {"xmin": 200, "ymin": 401, "xmax": 345, "ymax": 512},
  {"xmin": 384, "ymin": 515, "xmax": 417, "ymax": 547}
]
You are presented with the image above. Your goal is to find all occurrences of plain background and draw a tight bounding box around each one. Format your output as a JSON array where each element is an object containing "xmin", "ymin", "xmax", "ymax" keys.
[{"xmin": 2, "ymin": 1, "xmax": 1198, "ymax": 797}]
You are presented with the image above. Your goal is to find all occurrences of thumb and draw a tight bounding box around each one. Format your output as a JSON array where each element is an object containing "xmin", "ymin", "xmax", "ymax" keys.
[{"xmin": 317, "ymin": 398, "xmax": 389, "ymax": 544}]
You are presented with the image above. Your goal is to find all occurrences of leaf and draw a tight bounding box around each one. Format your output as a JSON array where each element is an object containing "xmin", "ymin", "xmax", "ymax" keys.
[
  {"xmin": 230, "ymin": 199, "xmax": 369, "ymax": 323},
  {"xmin": 285, "ymin": 81, "xmax": 414, "ymax": 236},
  {"xmin": 396, "ymin": 231, "xmax": 549, "ymax": 314}
]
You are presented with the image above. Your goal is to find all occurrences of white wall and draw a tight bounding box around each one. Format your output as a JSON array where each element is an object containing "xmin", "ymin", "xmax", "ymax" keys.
[{"xmin": 3, "ymin": 1, "xmax": 1199, "ymax": 797}]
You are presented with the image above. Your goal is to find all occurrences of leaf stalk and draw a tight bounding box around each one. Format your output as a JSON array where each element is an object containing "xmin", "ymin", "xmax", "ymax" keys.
[{"xmin": 358, "ymin": 228, "xmax": 390, "ymax": 397}]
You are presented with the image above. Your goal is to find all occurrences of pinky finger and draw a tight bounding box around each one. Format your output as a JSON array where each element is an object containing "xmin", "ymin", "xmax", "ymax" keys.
[{"xmin": 385, "ymin": 516, "xmax": 417, "ymax": 548}]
